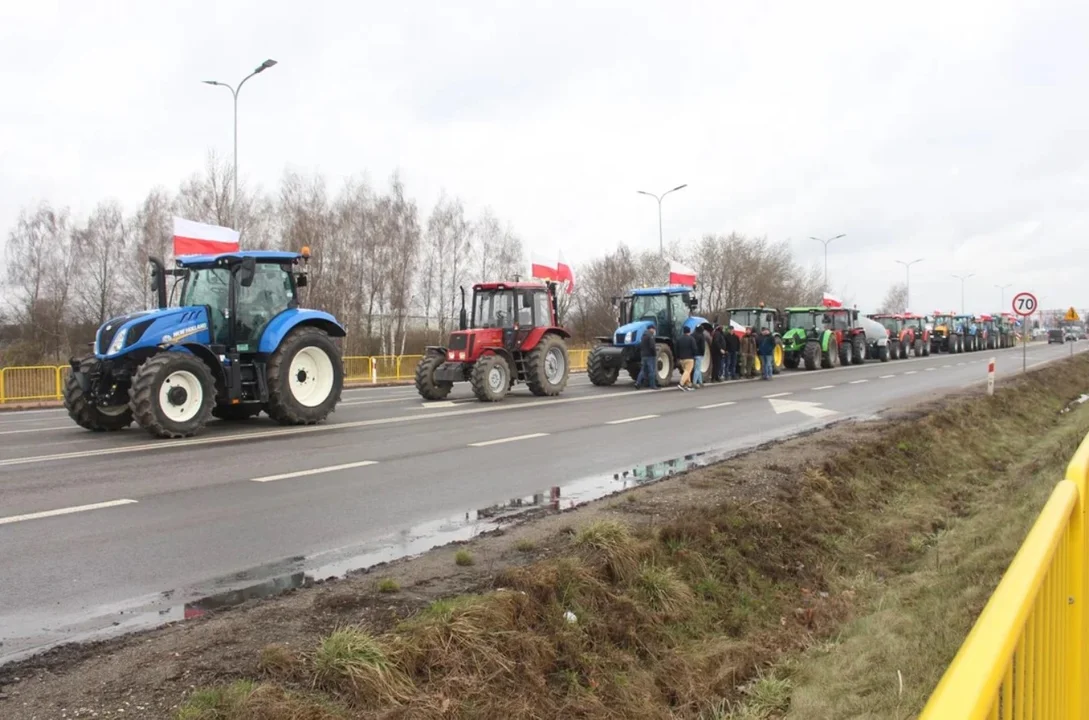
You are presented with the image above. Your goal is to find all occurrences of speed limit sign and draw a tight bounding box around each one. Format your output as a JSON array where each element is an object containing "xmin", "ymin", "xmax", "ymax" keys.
[{"xmin": 1012, "ymin": 291, "xmax": 1037, "ymax": 317}]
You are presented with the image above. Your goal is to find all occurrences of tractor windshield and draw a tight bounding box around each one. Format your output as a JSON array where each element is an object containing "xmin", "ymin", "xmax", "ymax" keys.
[
  {"xmin": 730, "ymin": 309, "xmax": 777, "ymax": 331},
  {"xmin": 630, "ymin": 294, "xmax": 669, "ymax": 326},
  {"xmin": 787, "ymin": 311, "xmax": 821, "ymax": 330},
  {"xmin": 875, "ymin": 317, "xmax": 900, "ymax": 333},
  {"xmin": 473, "ymin": 290, "xmax": 517, "ymax": 328},
  {"xmin": 181, "ymin": 268, "xmax": 231, "ymax": 317}
]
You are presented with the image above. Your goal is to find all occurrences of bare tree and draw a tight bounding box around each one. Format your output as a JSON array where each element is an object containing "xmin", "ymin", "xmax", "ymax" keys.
[
  {"xmin": 473, "ymin": 208, "xmax": 523, "ymax": 282},
  {"xmin": 72, "ymin": 200, "xmax": 131, "ymax": 325},
  {"xmin": 878, "ymin": 283, "xmax": 909, "ymax": 313}
]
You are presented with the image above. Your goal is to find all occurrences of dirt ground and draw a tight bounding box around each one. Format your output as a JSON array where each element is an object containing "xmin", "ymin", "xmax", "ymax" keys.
[{"xmin": 0, "ymin": 358, "xmax": 1070, "ymax": 720}]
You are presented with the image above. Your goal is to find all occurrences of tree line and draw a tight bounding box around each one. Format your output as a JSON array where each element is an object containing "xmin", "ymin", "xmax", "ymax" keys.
[{"xmin": 1, "ymin": 154, "xmax": 826, "ymax": 364}]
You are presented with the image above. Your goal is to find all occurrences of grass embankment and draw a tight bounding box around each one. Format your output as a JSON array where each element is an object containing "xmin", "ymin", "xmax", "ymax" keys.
[{"xmin": 177, "ymin": 355, "xmax": 1089, "ymax": 720}]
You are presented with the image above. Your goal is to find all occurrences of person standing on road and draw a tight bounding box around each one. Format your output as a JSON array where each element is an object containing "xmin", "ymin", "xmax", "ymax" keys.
[
  {"xmin": 757, "ymin": 327, "xmax": 776, "ymax": 381},
  {"xmin": 710, "ymin": 323, "xmax": 725, "ymax": 382},
  {"xmin": 676, "ymin": 326, "xmax": 697, "ymax": 391},
  {"xmin": 692, "ymin": 324, "xmax": 706, "ymax": 388},
  {"xmin": 633, "ymin": 325, "xmax": 658, "ymax": 390},
  {"xmin": 724, "ymin": 325, "xmax": 741, "ymax": 380},
  {"xmin": 741, "ymin": 328, "xmax": 757, "ymax": 379}
]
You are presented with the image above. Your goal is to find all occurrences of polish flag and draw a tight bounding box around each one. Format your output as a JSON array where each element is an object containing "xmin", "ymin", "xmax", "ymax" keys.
[
  {"xmin": 668, "ymin": 260, "xmax": 697, "ymax": 287},
  {"xmin": 821, "ymin": 292, "xmax": 843, "ymax": 308},
  {"xmin": 173, "ymin": 217, "xmax": 240, "ymax": 256},
  {"xmin": 556, "ymin": 251, "xmax": 575, "ymax": 293},
  {"xmin": 530, "ymin": 253, "xmax": 558, "ymax": 281}
]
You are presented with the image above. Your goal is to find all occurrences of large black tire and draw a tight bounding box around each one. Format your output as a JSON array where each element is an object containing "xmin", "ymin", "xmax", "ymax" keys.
[
  {"xmin": 803, "ymin": 342, "xmax": 820, "ymax": 370},
  {"xmin": 415, "ymin": 353, "xmax": 453, "ymax": 400},
  {"xmin": 130, "ymin": 352, "xmax": 215, "ymax": 438},
  {"xmin": 851, "ymin": 335, "xmax": 866, "ymax": 365},
  {"xmin": 923, "ymin": 340, "xmax": 931, "ymax": 356},
  {"xmin": 839, "ymin": 336, "xmax": 853, "ymax": 366},
  {"xmin": 655, "ymin": 344, "xmax": 675, "ymax": 386},
  {"xmin": 772, "ymin": 338, "xmax": 784, "ymax": 375},
  {"xmin": 913, "ymin": 339, "xmax": 922, "ymax": 357},
  {"xmin": 265, "ymin": 326, "xmax": 344, "ymax": 425},
  {"xmin": 212, "ymin": 404, "xmax": 262, "ymax": 421},
  {"xmin": 784, "ymin": 352, "xmax": 799, "ymax": 370},
  {"xmin": 878, "ymin": 343, "xmax": 890, "ymax": 362},
  {"xmin": 626, "ymin": 362, "xmax": 642, "ymax": 382},
  {"xmin": 822, "ymin": 337, "xmax": 839, "ymax": 369},
  {"xmin": 525, "ymin": 334, "xmax": 569, "ymax": 397},
  {"xmin": 64, "ymin": 371, "xmax": 133, "ymax": 432},
  {"xmin": 471, "ymin": 354, "xmax": 510, "ymax": 402},
  {"xmin": 899, "ymin": 341, "xmax": 908, "ymax": 360},
  {"xmin": 587, "ymin": 346, "xmax": 619, "ymax": 386}
]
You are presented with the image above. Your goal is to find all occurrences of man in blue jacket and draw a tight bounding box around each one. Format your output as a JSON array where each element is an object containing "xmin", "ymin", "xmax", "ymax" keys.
[{"xmin": 757, "ymin": 327, "xmax": 777, "ymax": 381}]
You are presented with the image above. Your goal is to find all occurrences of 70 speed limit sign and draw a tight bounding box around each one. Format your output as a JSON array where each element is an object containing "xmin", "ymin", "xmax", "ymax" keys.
[{"xmin": 1012, "ymin": 291, "xmax": 1037, "ymax": 317}]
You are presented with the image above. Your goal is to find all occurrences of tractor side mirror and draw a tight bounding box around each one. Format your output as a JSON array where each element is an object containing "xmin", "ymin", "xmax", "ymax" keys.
[{"xmin": 239, "ymin": 257, "xmax": 257, "ymax": 288}]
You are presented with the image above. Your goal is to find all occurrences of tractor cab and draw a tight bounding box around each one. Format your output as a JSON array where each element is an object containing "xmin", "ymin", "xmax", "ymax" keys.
[
  {"xmin": 869, "ymin": 314, "xmax": 904, "ymax": 337},
  {"xmin": 726, "ymin": 306, "xmax": 780, "ymax": 337}
]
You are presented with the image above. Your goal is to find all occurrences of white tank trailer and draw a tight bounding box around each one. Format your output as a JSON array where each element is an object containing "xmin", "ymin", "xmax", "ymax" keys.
[{"xmin": 858, "ymin": 315, "xmax": 894, "ymax": 361}]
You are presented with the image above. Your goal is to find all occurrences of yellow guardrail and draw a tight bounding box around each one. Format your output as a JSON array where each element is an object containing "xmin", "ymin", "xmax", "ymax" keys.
[
  {"xmin": 921, "ymin": 431, "xmax": 1089, "ymax": 719},
  {"xmin": 0, "ymin": 348, "xmax": 592, "ymax": 404}
]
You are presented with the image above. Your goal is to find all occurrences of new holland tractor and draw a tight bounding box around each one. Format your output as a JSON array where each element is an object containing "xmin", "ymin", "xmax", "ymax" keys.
[
  {"xmin": 64, "ymin": 250, "xmax": 345, "ymax": 439},
  {"xmin": 415, "ymin": 281, "xmax": 570, "ymax": 402},
  {"xmin": 587, "ymin": 286, "xmax": 710, "ymax": 387},
  {"xmin": 726, "ymin": 305, "xmax": 784, "ymax": 374},
  {"xmin": 931, "ymin": 312, "xmax": 960, "ymax": 353}
]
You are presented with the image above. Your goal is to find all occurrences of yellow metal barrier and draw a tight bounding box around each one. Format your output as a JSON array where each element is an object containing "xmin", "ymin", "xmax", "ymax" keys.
[
  {"xmin": 0, "ymin": 366, "xmax": 65, "ymax": 403},
  {"xmin": 921, "ymin": 432, "xmax": 1089, "ymax": 719}
]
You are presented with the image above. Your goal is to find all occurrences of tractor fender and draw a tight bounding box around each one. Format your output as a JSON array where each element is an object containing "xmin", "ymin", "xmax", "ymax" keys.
[
  {"xmin": 821, "ymin": 329, "xmax": 833, "ymax": 352},
  {"xmin": 478, "ymin": 346, "xmax": 515, "ymax": 369},
  {"xmin": 424, "ymin": 345, "xmax": 448, "ymax": 357},
  {"xmin": 257, "ymin": 310, "xmax": 346, "ymax": 354},
  {"xmin": 179, "ymin": 343, "xmax": 228, "ymax": 395}
]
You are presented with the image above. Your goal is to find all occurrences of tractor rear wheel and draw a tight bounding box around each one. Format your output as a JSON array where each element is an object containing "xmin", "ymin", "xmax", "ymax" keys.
[
  {"xmin": 923, "ymin": 340, "xmax": 931, "ymax": 356},
  {"xmin": 839, "ymin": 337, "xmax": 853, "ymax": 366},
  {"xmin": 772, "ymin": 339, "xmax": 784, "ymax": 374},
  {"xmin": 913, "ymin": 339, "xmax": 922, "ymax": 357},
  {"xmin": 471, "ymin": 354, "xmax": 511, "ymax": 402},
  {"xmin": 803, "ymin": 341, "xmax": 820, "ymax": 370},
  {"xmin": 212, "ymin": 404, "xmax": 262, "ymax": 421},
  {"xmin": 64, "ymin": 371, "xmax": 133, "ymax": 432},
  {"xmin": 415, "ymin": 353, "xmax": 453, "ymax": 400},
  {"xmin": 587, "ymin": 346, "xmax": 619, "ymax": 386},
  {"xmin": 525, "ymin": 334, "xmax": 569, "ymax": 397},
  {"xmin": 822, "ymin": 338, "xmax": 839, "ymax": 369},
  {"xmin": 266, "ymin": 326, "xmax": 344, "ymax": 425},
  {"xmin": 130, "ymin": 352, "xmax": 215, "ymax": 438},
  {"xmin": 655, "ymin": 344, "xmax": 675, "ymax": 386},
  {"xmin": 626, "ymin": 362, "xmax": 642, "ymax": 382},
  {"xmin": 851, "ymin": 335, "xmax": 866, "ymax": 365},
  {"xmin": 899, "ymin": 341, "xmax": 908, "ymax": 360}
]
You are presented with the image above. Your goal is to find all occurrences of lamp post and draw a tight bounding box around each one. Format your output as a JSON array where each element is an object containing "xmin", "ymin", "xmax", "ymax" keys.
[
  {"xmin": 637, "ymin": 184, "xmax": 688, "ymax": 256},
  {"xmin": 810, "ymin": 234, "xmax": 846, "ymax": 290},
  {"xmin": 995, "ymin": 283, "xmax": 1012, "ymax": 310},
  {"xmin": 952, "ymin": 273, "xmax": 974, "ymax": 313},
  {"xmin": 203, "ymin": 59, "xmax": 278, "ymax": 225},
  {"xmin": 895, "ymin": 258, "xmax": 924, "ymax": 310}
]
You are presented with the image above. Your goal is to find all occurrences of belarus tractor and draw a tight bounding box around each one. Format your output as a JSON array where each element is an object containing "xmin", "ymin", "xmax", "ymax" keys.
[
  {"xmin": 415, "ymin": 281, "xmax": 570, "ymax": 402},
  {"xmin": 726, "ymin": 305, "xmax": 784, "ymax": 374},
  {"xmin": 900, "ymin": 313, "xmax": 931, "ymax": 356},
  {"xmin": 587, "ymin": 286, "xmax": 710, "ymax": 387},
  {"xmin": 65, "ymin": 250, "xmax": 345, "ymax": 439},
  {"xmin": 931, "ymin": 312, "xmax": 960, "ymax": 353}
]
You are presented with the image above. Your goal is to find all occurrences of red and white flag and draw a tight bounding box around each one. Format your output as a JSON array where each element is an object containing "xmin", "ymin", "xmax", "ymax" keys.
[
  {"xmin": 173, "ymin": 217, "xmax": 240, "ymax": 256},
  {"xmin": 821, "ymin": 292, "xmax": 843, "ymax": 308},
  {"xmin": 668, "ymin": 260, "xmax": 697, "ymax": 287},
  {"xmin": 556, "ymin": 251, "xmax": 575, "ymax": 294},
  {"xmin": 530, "ymin": 253, "xmax": 558, "ymax": 281}
]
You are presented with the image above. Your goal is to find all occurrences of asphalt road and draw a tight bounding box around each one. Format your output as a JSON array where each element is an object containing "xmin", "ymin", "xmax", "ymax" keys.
[{"xmin": 0, "ymin": 341, "xmax": 1083, "ymax": 663}]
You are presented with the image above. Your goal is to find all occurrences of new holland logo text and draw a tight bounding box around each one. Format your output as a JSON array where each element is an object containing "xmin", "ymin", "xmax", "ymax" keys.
[{"xmin": 161, "ymin": 322, "xmax": 208, "ymax": 344}]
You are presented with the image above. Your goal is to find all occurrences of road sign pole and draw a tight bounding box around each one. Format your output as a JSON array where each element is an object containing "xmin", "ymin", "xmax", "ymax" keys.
[
  {"xmin": 1011, "ymin": 291, "xmax": 1037, "ymax": 375},
  {"xmin": 1023, "ymin": 325, "xmax": 1027, "ymax": 373},
  {"xmin": 987, "ymin": 357, "xmax": 995, "ymax": 396}
]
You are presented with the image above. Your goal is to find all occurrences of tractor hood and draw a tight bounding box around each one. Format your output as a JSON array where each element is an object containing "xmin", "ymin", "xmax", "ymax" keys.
[
  {"xmin": 95, "ymin": 306, "xmax": 212, "ymax": 358},
  {"xmin": 781, "ymin": 327, "xmax": 811, "ymax": 348},
  {"xmin": 614, "ymin": 319, "xmax": 654, "ymax": 346}
]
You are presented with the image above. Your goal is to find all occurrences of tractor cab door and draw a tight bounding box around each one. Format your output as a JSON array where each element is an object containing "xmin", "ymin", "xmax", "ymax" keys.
[
  {"xmin": 232, "ymin": 262, "xmax": 296, "ymax": 352},
  {"xmin": 666, "ymin": 293, "xmax": 689, "ymax": 342},
  {"xmin": 503, "ymin": 290, "xmax": 536, "ymax": 351},
  {"xmin": 181, "ymin": 267, "xmax": 232, "ymax": 345}
]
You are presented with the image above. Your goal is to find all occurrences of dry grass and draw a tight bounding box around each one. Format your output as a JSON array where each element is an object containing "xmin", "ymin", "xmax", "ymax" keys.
[
  {"xmin": 175, "ymin": 355, "xmax": 1089, "ymax": 720},
  {"xmin": 453, "ymin": 549, "xmax": 474, "ymax": 566},
  {"xmin": 376, "ymin": 578, "xmax": 400, "ymax": 594}
]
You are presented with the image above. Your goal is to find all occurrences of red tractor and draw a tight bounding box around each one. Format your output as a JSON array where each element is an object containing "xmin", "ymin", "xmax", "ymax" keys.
[
  {"xmin": 868, "ymin": 313, "xmax": 905, "ymax": 358},
  {"xmin": 899, "ymin": 312, "xmax": 931, "ymax": 357},
  {"xmin": 415, "ymin": 281, "xmax": 571, "ymax": 402}
]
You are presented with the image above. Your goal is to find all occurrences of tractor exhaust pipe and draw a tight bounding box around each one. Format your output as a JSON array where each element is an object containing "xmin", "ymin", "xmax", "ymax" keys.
[
  {"xmin": 458, "ymin": 286, "xmax": 468, "ymax": 331},
  {"xmin": 148, "ymin": 256, "xmax": 168, "ymax": 309}
]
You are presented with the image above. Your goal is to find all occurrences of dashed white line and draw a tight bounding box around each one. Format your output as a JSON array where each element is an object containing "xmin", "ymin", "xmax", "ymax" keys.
[
  {"xmin": 849, "ymin": 379, "xmax": 869, "ymax": 385},
  {"xmin": 926, "ymin": 367, "xmax": 936, "ymax": 372},
  {"xmin": 0, "ymin": 499, "xmax": 137, "ymax": 526},
  {"xmin": 956, "ymin": 362, "xmax": 966, "ymax": 366},
  {"xmin": 698, "ymin": 401, "xmax": 737, "ymax": 410},
  {"xmin": 0, "ymin": 425, "xmax": 71, "ymax": 436},
  {"xmin": 879, "ymin": 375, "xmax": 895, "ymax": 379},
  {"xmin": 763, "ymin": 392, "xmax": 792, "ymax": 398},
  {"xmin": 338, "ymin": 397, "xmax": 415, "ymax": 407},
  {"xmin": 812, "ymin": 385, "xmax": 835, "ymax": 391},
  {"xmin": 905, "ymin": 371, "xmax": 918, "ymax": 375},
  {"xmin": 468, "ymin": 433, "xmax": 549, "ymax": 447},
  {"xmin": 606, "ymin": 414, "xmax": 660, "ymax": 425},
  {"xmin": 942, "ymin": 365, "xmax": 952, "ymax": 368},
  {"xmin": 250, "ymin": 460, "xmax": 378, "ymax": 483}
]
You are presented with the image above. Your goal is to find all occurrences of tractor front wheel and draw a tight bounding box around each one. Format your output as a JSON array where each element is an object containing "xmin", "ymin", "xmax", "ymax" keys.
[
  {"xmin": 851, "ymin": 335, "xmax": 866, "ymax": 365},
  {"xmin": 878, "ymin": 343, "xmax": 890, "ymax": 362},
  {"xmin": 415, "ymin": 353, "xmax": 453, "ymax": 400},
  {"xmin": 471, "ymin": 354, "xmax": 511, "ymax": 402},
  {"xmin": 64, "ymin": 371, "xmax": 133, "ymax": 432},
  {"xmin": 130, "ymin": 352, "xmax": 215, "ymax": 438},
  {"xmin": 525, "ymin": 334, "xmax": 569, "ymax": 397},
  {"xmin": 803, "ymin": 342, "xmax": 820, "ymax": 370},
  {"xmin": 772, "ymin": 339, "xmax": 784, "ymax": 374},
  {"xmin": 784, "ymin": 351, "xmax": 800, "ymax": 370},
  {"xmin": 266, "ymin": 326, "xmax": 344, "ymax": 425},
  {"xmin": 587, "ymin": 346, "xmax": 619, "ymax": 386},
  {"xmin": 655, "ymin": 344, "xmax": 675, "ymax": 386},
  {"xmin": 823, "ymin": 338, "xmax": 840, "ymax": 369}
]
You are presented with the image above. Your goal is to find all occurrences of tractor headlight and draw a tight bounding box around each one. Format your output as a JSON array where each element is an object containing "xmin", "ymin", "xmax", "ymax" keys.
[
  {"xmin": 624, "ymin": 332, "xmax": 634, "ymax": 344},
  {"xmin": 107, "ymin": 330, "xmax": 127, "ymax": 355}
]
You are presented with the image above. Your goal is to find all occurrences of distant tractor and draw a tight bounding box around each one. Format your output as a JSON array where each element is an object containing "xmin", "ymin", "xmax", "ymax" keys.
[
  {"xmin": 900, "ymin": 313, "xmax": 931, "ymax": 356},
  {"xmin": 726, "ymin": 305, "xmax": 784, "ymax": 374},
  {"xmin": 955, "ymin": 314, "xmax": 981, "ymax": 352},
  {"xmin": 415, "ymin": 281, "xmax": 570, "ymax": 402},
  {"xmin": 931, "ymin": 312, "xmax": 960, "ymax": 353},
  {"xmin": 979, "ymin": 314, "xmax": 998, "ymax": 350},
  {"xmin": 65, "ymin": 250, "xmax": 345, "ymax": 438},
  {"xmin": 587, "ymin": 286, "xmax": 710, "ymax": 387},
  {"xmin": 868, "ymin": 314, "xmax": 905, "ymax": 359}
]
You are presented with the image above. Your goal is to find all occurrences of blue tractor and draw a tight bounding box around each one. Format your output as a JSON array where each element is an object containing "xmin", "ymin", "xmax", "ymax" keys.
[
  {"xmin": 586, "ymin": 286, "xmax": 710, "ymax": 387},
  {"xmin": 64, "ymin": 250, "xmax": 346, "ymax": 438}
]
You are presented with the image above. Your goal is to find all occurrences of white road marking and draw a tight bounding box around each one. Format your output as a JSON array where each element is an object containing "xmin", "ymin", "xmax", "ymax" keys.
[
  {"xmin": 879, "ymin": 375, "xmax": 895, "ymax": 379},
  {"xmin": 0, "ymin": 407, "xmax": 68, "ymax": 417},
  {"xmin": 763, "ymin": 392, "xmax": 792, "ymax": 398},
  {"xmin": 812, "ymin": 385, "xmax": 834, "ymax": 391},
  {"xmin": 768, "ymin": 398, "xmax": 837, "ymax": 418},
  {"xmin": 0, "ymin": 425, "xmax": 72, "ymax": 436},
  {"xmin": 338, "ymin": 397, "xmax": 415, "ymax": 407},
  {"xmin": 957, "ymin": 362, "xmax": 966, "ymax": 366},
  {"xmin": 250, "ymin": 460, "xmax": 378, "ymax": 483},
  {"xmin": 468, "ymin": 433, "xmax": 549, "ymax": 447},
  {"xmin": 698, "ymin": 401, "xmax": 737, "ymax": 410},
  {"xmin": 849, "ymin": 379, "xmax": 869, "ymax": 384},
  {"xmin": 926, "ymin": 368, "xmax": 936, "ymax": 372},
  {"xmin": 412, "ymin": 401, "xmax": 458, "ymax": 409},
  {"xmin": 606, "ymin": 414, "xmax": 659, "ymax": 425},
  {"xmin": 0, "ymin": 499, "xmax": 137, "ymax": 526},
  {"xmin": 905, "ymin": 371, "xmax": 918, "ymax": 375}
]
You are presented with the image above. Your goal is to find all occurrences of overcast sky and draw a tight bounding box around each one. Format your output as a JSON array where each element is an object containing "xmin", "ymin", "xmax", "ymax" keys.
[{"xmin": 2, "ymin": 0, "xmax": 1086, "ymax": 315}]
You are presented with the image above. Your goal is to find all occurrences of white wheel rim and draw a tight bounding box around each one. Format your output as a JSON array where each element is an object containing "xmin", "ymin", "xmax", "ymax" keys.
[
  {"xmin": 488, "ymin": 364, "xmax": 506, "ymax": 391},
  {"xmin": 545, "ymin": 347, "xmax": 565, "ymax": 384},
  {"xmin": 289, "ymin": 346, "xmax": 336, "ymax": 408},
  {"xmin": 656, "ymin": 352, "xmax": 668, "ymax": 378},
  {"xmin": 159, "ymin": 370, "xmax": 203, "ymax": 423}
]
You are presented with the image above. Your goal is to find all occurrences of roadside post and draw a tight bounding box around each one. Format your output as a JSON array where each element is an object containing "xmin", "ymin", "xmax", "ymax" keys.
[
  {"xmin": 1065, "ymin": 306, "xmax": 1081, "ymax": 358},
  {"xmin": 987, "ymin": 357, "xmax": 995, "ymax": 396},
  {"xmin": 1012, "ymin": 291, "xmax": 1037, "ymax": 373}
]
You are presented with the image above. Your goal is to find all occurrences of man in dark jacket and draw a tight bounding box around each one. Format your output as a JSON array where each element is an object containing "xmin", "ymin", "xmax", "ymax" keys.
[
  {"xmin": 634, "ymin": 325, "xmax": 658, "ymax": 389},
  {"xmin": 710, "ymin": 324, "xmax": 725, "ymax": 382},
  {"xmin": 724, "ymin": 326, "xmax": 741, "ymax": 380},
  {"xmin": 675, "ymin": 326, "xmax": 697, "ymax": 391},
  {"xmin": 692, "ymin": 325, "xmax": 707, "ymax": 388},
  {"xmin": 757, "ymin": 327, "xmax": 777, "ymax": 380},
  {"xmin": 740, "ymin": 328, "xmax": 757, "ymax": 379}
]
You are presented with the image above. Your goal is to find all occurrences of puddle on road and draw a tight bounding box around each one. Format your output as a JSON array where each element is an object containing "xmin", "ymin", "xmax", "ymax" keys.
[{"xmin": 0, "ymin": 445, "xmax": 752, "ymax": 668}]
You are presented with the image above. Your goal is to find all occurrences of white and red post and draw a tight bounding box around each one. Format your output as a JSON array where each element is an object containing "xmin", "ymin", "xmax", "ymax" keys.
[{"xmin": 987, "ymin": 357, "xmax": 996, "ymax": 396}]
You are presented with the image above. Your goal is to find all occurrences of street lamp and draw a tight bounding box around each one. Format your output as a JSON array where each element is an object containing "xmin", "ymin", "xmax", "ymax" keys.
[
  {"xmin": 637, "ymin": 184, "xmax": 688, "ymax": 256},
  {"xmin": 995, "ymin": 283, "xmax": 1012, "ymax": 310},
  {"xmin": 810, "ymin": 234, "xmax": 846, "ymax": 290},
  {"xmin": 203, "ymin": 58, "xmax": 278, "ymax": 225},
  {"xmin": 952, "ymin": 273, "xmax": 974, "ymax": 313},
  {"xmin": 895, "ymin": 258, "xmax": 924, "ymax": 310}
]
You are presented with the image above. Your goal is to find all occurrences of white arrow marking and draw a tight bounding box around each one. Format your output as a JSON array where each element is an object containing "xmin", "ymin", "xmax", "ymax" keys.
[{"xmin": 768, "ymin": 398, "xmax": 838, "ymax": 419}]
